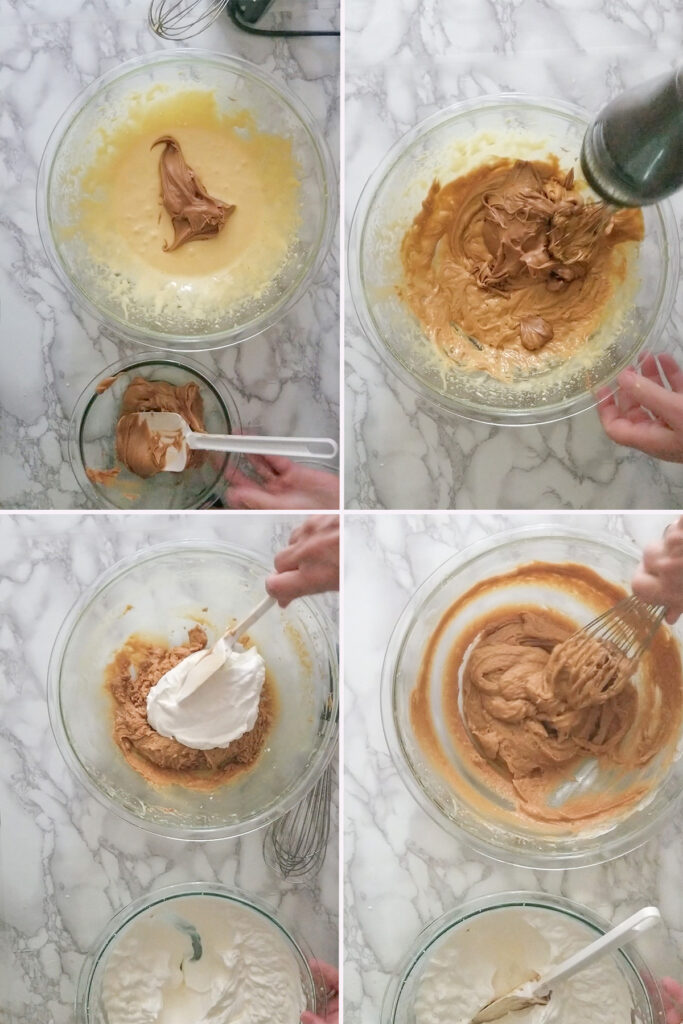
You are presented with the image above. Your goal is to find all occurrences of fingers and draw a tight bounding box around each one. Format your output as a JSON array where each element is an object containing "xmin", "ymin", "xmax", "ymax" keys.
[
  {"xmin": 310, "ymin": 960, "xmax": 339, "ymax": 992},
  {"xmin": 266, "ymin": 569, "xmax": 306, "ymax": 607},
  {"xmin": 243, "ymin": 453, "xmax": 294, "ymax": 479},
  {"xmin": 632, "ymin": 528, "xmax": 683, "ymax": 620},
  {"xmin": 227, "ymin": 486, "xmax": 288, "ymax": 510},
  {"xmin": 597, "ymin": 413, "xmax": 682, "ymax": 460},
  {"xmin": 618, "ymin": 370, "xmax": 683, "ymax": 429},
  {"xmin": 301, "ymin": 1013, "xmax": 325, "ymax": 1024}
]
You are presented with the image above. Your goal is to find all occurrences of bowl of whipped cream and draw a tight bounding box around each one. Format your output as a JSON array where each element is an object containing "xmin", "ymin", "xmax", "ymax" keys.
[
  {"xmin": 48, "ymin": 541, "xmax": 338, "ymax": 839},
  {"xmin": 37, "ymin": 50, "xmax": 336, "ymax": 352},
  {"xmin": 348, "ymin": 94, "xmax": 678, "ymax": 426},
  {"xmin": 382, "ymin": 524, "xmax": 683, "ymax": 868},
  {"xmin": 382, "ymin": 892, "xmax": 665, "ymax": 1024},
  {"xmin": 76, "ymin": 883, "xmax": 327, "ymax": 1024}
]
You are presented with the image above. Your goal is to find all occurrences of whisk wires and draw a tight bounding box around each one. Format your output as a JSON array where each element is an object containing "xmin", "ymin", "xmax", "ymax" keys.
[{"xmin": 576, "ymin": 595, "xmax": 666, "ymax": 663}]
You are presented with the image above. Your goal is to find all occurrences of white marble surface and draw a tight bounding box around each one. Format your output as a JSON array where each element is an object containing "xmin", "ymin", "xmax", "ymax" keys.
[
  {"xmin": 0, "ymin": 0, "xmax": 339, "ymax": 509},
  {"xmin": 0, "ymin": 513, "xmax": 338, "ymax": 1023},
  {"xmin": 344, "ymin": 0, "xmax": 683, "ymax": 509},
  {"xmin": 344, "ymin": 512, "xmax": 683, "ymax": 1023}
]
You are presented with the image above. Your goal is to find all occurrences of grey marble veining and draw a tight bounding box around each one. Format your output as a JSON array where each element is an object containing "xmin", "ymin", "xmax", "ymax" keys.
[
  {"xmin": 345, "ymin": 0, "xmax": 683, "ymax": 510},
  {"xmin": 344, "ymin": 512, "xmax": 683, "ymax": 1023},
  {"xmin": 0, "ymin": 513, "xmax": 339, "ymax": 1023},
  {"xmin": 0, "ymin": 0, "xmax": 339, "ymax": 509}
]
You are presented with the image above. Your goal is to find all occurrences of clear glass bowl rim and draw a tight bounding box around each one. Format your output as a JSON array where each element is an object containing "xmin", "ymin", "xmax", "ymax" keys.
[
  {"xmin": 380, "ymin": 522, "xmax": 683, "ymax": 869},
  {"xmin": 380, "ymin": 889, "xmax": 665, "ymax": 1024},
  {"xmin": 348, "ymin": 92, "xmax": 680, "ymax": 426},
  {"xmin": 75, "ymin": 880, "xmax": 328, "ymax": 1023},
  {"xmin": 67, "ymin": 352, "xmax": 243, "ymax": 510},
  {"xmin": 47, "ymin": 539, "xmax": 339, "ymax": 840},
  {"xmin": 36, "ymin": 48, "xmax": 338, "ymax": 353}
]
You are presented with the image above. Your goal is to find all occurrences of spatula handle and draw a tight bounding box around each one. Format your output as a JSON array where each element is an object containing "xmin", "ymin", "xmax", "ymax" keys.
[
  {"xmin": 187, "ymin": 432, "xmax": 338, "ymax": 460},
  {"xmin": 532, "ymin": 907, "xmax": 660, "ymax": 996}
]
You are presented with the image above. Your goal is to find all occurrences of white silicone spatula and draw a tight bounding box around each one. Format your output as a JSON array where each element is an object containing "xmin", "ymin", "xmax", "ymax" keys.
[
  {"xmin": 470, "ymin": 906, "xmax": 661, "ymax": 1023},
  {"xmin": 170, "ymin": 594, "xmax": 276, "ymax": 703},
  {"xmin": 132, "ymin": 411, "xmax": 338, "ymax": 471}
]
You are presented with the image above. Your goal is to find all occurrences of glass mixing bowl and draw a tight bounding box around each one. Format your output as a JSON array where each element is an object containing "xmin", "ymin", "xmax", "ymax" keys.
[
  {"xmin": 381, "ymin": 525, "xmax": 683, "ymax": 868},
  {"xmin": 382, "ymin": 892, "xmax": 665, "ymax": 1024},
  {"xmin": 76, "ymin": 883, "xmax": 327, "ymax": 1023},
  {"xmin": 48, "ymin": 542, "xmax": 338, "ymax": 839},
  {"xmin": 37, "ymin": 50, "xmax": 336, "ymax": 352},
  {"xmin": 349, "ymin": 95, "xmax": 679, "ymax": 426},
  {"xmin": 68, "ymin": 354, "xmax": 241, "ymax": 510}
]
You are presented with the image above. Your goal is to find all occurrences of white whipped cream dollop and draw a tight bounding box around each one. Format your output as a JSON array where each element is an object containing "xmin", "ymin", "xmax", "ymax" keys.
[
  {"xmin": 146, "ymin": 638, "xmax": 266, "ymax": 750},
  {"xmin": 101, "ymin": 896, "xmax": 306, "ymax": 1024},
  {"xmin": 415, "ymin": 906, "xmax": 636, "ymax": 1024}
]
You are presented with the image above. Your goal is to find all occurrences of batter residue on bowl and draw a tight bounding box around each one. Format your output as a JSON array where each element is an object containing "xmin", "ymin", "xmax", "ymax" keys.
[
  {"xmin": 67, "ymin": 87, "xmax": 301, "ymax": 325},
  {"xmin": 411, "ymin": 562, "xmax": 683, "ymax": 827},
  {"xmin": 400, "ymin": 157, "xmax": 643, "ymax": 380},
  {"xmin": 106, "ymin": 625, "xmax": 275, "ymax": 789}
]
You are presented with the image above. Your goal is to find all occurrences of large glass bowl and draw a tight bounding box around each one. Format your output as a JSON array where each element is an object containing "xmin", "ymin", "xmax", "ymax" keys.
[
  {"xmin": 349, "ymin": 95, "xmax": 679, "ymax": 425},
  {"xmin": 382, "ymin": 892, "xmax": 665, "ymax": 1024},
  {"xmin": 48, "ymin": 541, "xmax": 338, "ymax": 839},
  {"xmin": 68, "ymin": 354, "xmax": 241, "ymax": 510},
  {"xmin": 76, "ymin": 883, "xmax": 327, "ymax": 1023},
  {"xmin": 37, "ymin": 50, "xmax": 336, "ymax": 352},
  {"xmin": 381, "ymin": 525, "xmax": 683, "ymax": 868}
]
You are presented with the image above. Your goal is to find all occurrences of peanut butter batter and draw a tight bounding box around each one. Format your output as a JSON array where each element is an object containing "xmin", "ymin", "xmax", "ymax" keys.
[
  {"xmin": 152, "ymin": 135, "xmax": 235, "ymax": 251},
  {"xmin": 400, "ymin": 158, "xmax": 644, "ymax": 380},
  {"xmin": 115, "ymin": 377, "xmax": 206, "ymax": 478},
  {"xmin": 411, "ymin": 562, "xmax": 683, "ymax": 827},
  {"xmin": 106, "ymin": 626, "xmax": 275, "ymax": 790}
]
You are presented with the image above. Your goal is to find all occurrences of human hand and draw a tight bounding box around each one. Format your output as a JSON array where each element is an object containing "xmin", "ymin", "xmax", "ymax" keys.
[
  {"xmin": 661, "ymin": 977, "xmax": 683, "ymax": 1024},
  {"xmin": 225, "ymin": 454, "xmax": 339, "ymax": 510},
  {"xmin": 632, "ymin": 517, "xmax": 683, "ymax": 623},
  {"xmin": 302, "ymin": 961, "xmax": 339, "ymax": 1024},
  {"xmin": 266, "ymin": 516, "xmax": 339, "ymax": 607},
  {"xmin": 596, "ymin": 354, "xmax": 683, "ymax": 463}
]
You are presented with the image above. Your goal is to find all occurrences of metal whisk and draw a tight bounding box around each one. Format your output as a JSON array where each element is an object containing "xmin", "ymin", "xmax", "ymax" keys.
[
  {"xmin": 263, "ymin": 761, "xmax": 333, "ymax": 880},
  {"xmin": 148, "ymin": 0, "xmax": 228, "ymax": 40},
  {"xmin": 575, "ymin": 595, "xmax": 666, "ymax": 662}
]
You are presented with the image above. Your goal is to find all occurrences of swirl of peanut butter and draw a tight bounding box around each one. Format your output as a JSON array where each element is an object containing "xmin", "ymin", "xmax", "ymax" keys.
[{"xmin": 152, "ymin": 135, "xmax": 235, "ymax": 252}]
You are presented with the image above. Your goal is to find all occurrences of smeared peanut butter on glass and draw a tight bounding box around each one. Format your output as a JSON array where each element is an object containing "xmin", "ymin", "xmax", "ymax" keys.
[
  {"xmin": 411, "ymin": 562, "xmax": 682, "ymax": 827},
  {"xmin": 106, "ymin": 626, "xmax": 275, "ymax": 790},
  {"xmin": 115, "ymin": 377, "xmax": 206, "ymax": 479},
  {"xmin": 152, "ymin": 135, "xmax": 235, "ymax": 252},
  {"xmin": 400, "ymin": 158, "xmax": 644, "ymax": 379}
]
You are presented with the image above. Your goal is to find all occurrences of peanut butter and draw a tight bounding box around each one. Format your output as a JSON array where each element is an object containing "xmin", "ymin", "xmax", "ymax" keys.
[
  {"xmin": 400, "ymin": 158, "xmax": 644, "ymax": 379},
  {"xmin": 106, "ymin": 626, "xmax": 275, "ymax": 790},
  {"xmin": 114, "ymin": 377, "xmax": 206, "ymax": 478},
  {"xmin": 152, "ymin": 135, "xmax": 235, "ymax": 252}
]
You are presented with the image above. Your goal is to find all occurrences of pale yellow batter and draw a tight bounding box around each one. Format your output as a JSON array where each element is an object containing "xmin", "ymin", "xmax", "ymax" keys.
[{"xmin": 66, "ymin": 88, "xmax": 302, "ymax": 325}]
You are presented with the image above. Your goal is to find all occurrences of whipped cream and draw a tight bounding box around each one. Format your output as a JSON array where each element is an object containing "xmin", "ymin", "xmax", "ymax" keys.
[
  {"xmin": 415, "ymin": 906, "xmax": 637, "ymax": 1024},
  {"xmin": 101, "ymin": 895, "xmax": 306, "ymax": 1024},
  {"xmin": 146, "ymin": 638, "xmax": 265, "ymax": 750}
]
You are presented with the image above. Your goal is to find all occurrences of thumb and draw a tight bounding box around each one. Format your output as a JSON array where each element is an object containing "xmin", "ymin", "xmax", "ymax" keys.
[
  {"xmin": 301, "ymin": 1013, "xmax": 325, "ymax": 1024},
  {"xmin": 618, "ymin": 371, "xmax": 683, "ymax": 429}
]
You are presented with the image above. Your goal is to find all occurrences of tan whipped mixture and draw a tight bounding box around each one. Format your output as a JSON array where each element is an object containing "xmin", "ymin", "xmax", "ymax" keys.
[
  {"xmin": 400, "ymin": 158, "xmax": 644, "ymax": 379},
  {"xmin": 106, "ymin": 625, "xmax": 275, "ymax": 790},
  {"xmin": 411, "ymin": 562, "xmax": 683, "ymax": 826}
]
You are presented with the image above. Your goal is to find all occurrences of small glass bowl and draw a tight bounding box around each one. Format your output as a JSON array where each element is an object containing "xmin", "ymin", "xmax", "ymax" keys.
[
  {"xmin": 68, "ymin": 354, "xmax": 241, "ymax": 510},
  {"xmin": 348, "ymin": 94, "xmax": 679, "ymax": 426},
  {"xmin": 382, "ymin": 892, "xmax": 665, "ymax": 1024},
  {"xmin": 37, "ymin": 50, "xmax": 336, "ymax": 352},
  {"xmin": 76, "ymin": 883, "xmax": 327, "ymax": 1023},
  {"xmin": 381, "ymin": 524, "xmax": 683, "ymax": 868},
  {"xmin": 48, "ymin": 541, "xmax": 339, "ymax": 840}
]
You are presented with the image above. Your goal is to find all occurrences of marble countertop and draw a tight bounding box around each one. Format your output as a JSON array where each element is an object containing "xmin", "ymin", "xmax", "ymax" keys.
[
  {"xmin": 0, "ymin": 0, "xmax": 339, "ymax": 510},
  {"xmin": 0, "ymin": 513, "xmax": 338, "ymax": 1023},
  {"xmin": 345, "ymin": 0, "xmax": 683, "ymax": 509},
  {"xmin": 344, "ymin": 512, "xmax": 683, "ymax": 1023}
]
